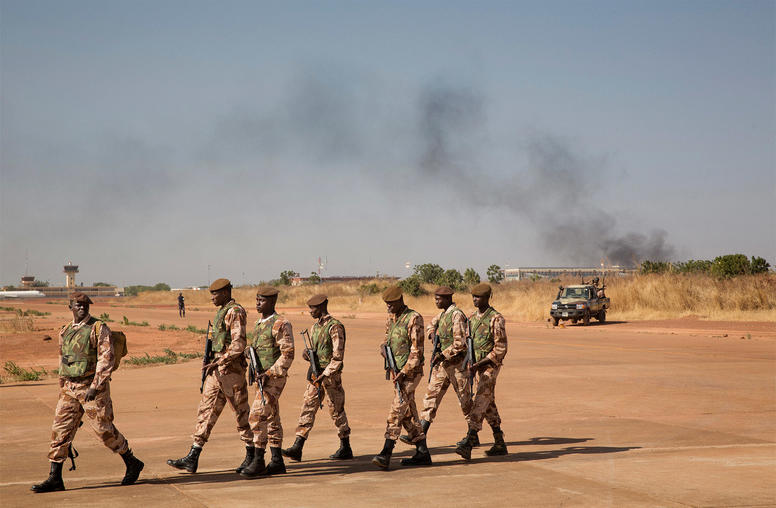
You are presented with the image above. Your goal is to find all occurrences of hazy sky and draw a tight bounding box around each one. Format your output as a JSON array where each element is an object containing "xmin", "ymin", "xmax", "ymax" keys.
[{"xmin": 1, "ymin": 1, "xmax": 774, "ymax": 287}]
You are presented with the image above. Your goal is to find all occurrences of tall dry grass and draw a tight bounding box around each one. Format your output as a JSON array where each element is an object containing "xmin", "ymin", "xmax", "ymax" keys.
[{"xmin": 129, "ymin": 273, "xmax": 776, "ymax": 322}]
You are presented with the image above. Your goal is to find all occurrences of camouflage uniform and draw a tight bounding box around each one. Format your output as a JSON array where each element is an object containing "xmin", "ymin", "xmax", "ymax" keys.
[
  {"xmin": 382, "ymin": 308, "xmax": 426, "ymax": 443},
  {"xmin": 48, "ymin": 315, "xmax": 129, "ymax": 462},
  {"xmin": 248, "ymin": 313, "xmax": 294, "ymax": 449},
  {"xmin": 192, "ymin": 300, "xmax": 252, "ymax": 446},
  {"xmin": 420, "ymin": 304, "xmax": 472, "ymax": 425},
  {"xmin": 294, "ymin": 315, "xmax": 350, "ymax": 439},
  {"xmin": 467, "ymin": 307, "xmax": 508, "ymax": 432}
]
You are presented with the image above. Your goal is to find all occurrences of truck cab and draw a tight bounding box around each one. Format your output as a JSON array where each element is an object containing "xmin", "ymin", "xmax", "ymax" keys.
[{"xmin": 550, "ymin": 284, "xmax": 609, "ymax": 326}]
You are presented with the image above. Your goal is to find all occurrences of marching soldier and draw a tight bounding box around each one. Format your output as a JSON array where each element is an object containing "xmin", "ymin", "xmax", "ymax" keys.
[
  {"xmin": 31, "ymin": 292, "xmax": 143, "ymax": 493},
  {"xmin": 400, "ymin": 286, "xmax": 471, "ymax": 444},
  {"xmin": 455, "ymin": 283, "xmax": 509, "ymax": 460},
  {"xmin": 167, "ymin": 278, "xmax": 253, "ymax": 474},
  {"xmin": 283, "ymin": 294, "xmax": 352, "ymax": 462},
  {"xmin": 372, "ymin": 286, "xmax": 431, "ymax": 470},
  {"xmin": 240, "ymin": 286, "xmax": 294, "ymax": 477}
]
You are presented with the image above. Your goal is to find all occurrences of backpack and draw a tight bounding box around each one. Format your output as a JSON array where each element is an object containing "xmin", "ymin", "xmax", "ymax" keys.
[{"xmin": 110, "ymin": 331, "xmax": 128, "ymax": 371}]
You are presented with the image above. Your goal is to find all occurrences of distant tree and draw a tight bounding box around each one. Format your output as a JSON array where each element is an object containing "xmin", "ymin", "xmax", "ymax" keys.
[
  {"xmin": 153, "ymin": 282, "xmax": 171, "ymax": 291},
  {"xmin": 279, "ymin": 270, "xmax": 298, "ymax": 286},
  {"xmin": 308, "ymin": 272, "xmax": 321, "ymax": 284},
  {"xmin": 486, "ymin": 265, "xmax": 504, "ymax": 284},
  {"xmin": 710, "ymin": 254, "xmax": 750, "ymax": 278},
  {"xmin": 413, "ymin": 263, "xmax": 445, "ymax": 284},
  {"xmin": 674, "ymin": 260, "xmax": 711, "ymax": 274},
  {"xmin": 398, "ymin": 275, "xmax": 427, "ymax": 297},
  {"xmin": 750, "ymin": 256, "xmax": 771, "ymax": 274},
  {"xmin": 93, "ymin": 282, "xmax": 112, "ymax": 287},
  {"xmin": 439, "ymin": 269, "xmax": 464, "ymax": 290},
  {"xmin": 31, "ymin": 280, "xmax": 50, "ymax": 287},
  {"xmin": 640, "ymin": 260, "xmax": 672, "ymax": 274},
  {"xmin": 463, "ymin": 268, "xmax": 480, "ymax": 286}
]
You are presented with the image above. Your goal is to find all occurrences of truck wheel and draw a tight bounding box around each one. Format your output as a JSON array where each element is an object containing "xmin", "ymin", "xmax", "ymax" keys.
[
  {"xmin": 571, "ymin": 319, "xmax": 577, "ymax": 324},
  {"xmin": 552, "ymin": 317, "xmax": 559, "ymax": 326},
  {"xmin": 582, "ymin": 312, "xmax": 590, "ymax": 326},
  {"xmin": 597, "ymin": 310, "xmax": 606, "ymax": 323}
]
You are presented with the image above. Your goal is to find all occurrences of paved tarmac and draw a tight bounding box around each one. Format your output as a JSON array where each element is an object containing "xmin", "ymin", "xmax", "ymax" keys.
[{"xmin": 1, "ymin": 314, "xmax": 774, "ymax": 507}]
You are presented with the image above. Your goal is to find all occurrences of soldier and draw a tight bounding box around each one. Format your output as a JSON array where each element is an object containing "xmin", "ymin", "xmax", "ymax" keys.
[
  {"xmin": 167, "ymin": 278, "xmax": 253, "ymax": 474},
  {"xmin": 178, "ymin": 292, "xmax": 185, "ymax": 318},
  {"xmin": 31, "ymin": 292, "xmax": 143, "ymax": 493},
  {"xmin": 283, "ymin": 294, "xmax": 352, "ymax": 462},
  {"xmin": 455, "ymin": 283, "xmax": 509, "ymax": 460},
  {"xmin": 240, "ymin": 286, "xmax": 294, "ymax": 477},
  {"xmin": 400, "ymin": 286, "xmax": 471, "ymax": 445},
  {"xmin": 372, "ymin": 286, "xmax": 431, "ymax": 470}
]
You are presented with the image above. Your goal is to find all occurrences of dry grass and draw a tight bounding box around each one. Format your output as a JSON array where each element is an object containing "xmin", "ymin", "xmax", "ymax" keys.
[
  {"xmin": 129, "ymin": 274, "xmax": 776, "ymax": 322},
  {"xmin": 0, "ymin": 316, "xmax": 34, "ymax": 333}
]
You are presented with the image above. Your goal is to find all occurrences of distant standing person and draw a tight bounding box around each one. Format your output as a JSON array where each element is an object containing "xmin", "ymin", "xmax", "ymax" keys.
[
  {"xmin": 240, "ymin": 286, "xmax": 295, "ymax": 477},
  {"xmin": 178, "ymin": 292, "xmax": 185, "ymax": 317},
  {"xmin": 31, "ymin": 292, "xmax": 144, "ymax": 493},
  {"xmin": 456, "ymin": 283, "xmax": 509, "ymax": 460},
  {"xmin": 283, "ymin": 294, "xmax": 352, "ymax": 462},
  {"xmin": 167, "ymin": 278, "xmax": 253, "ymax": 474},
  {"xmin": 372, "ymin": 286, "xmax": 431, "ymax": 470}
]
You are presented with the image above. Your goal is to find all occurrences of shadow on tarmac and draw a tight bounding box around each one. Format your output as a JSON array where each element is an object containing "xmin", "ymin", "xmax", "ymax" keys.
[{"xmin": 60, "ymin": 437, "xmax": 640, "ymax": 490}]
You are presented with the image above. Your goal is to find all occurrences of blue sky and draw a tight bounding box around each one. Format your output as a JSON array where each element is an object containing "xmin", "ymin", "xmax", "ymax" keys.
[{"xmin": 1, "ymin": 1, "xmax": 773, "ymax": 287}]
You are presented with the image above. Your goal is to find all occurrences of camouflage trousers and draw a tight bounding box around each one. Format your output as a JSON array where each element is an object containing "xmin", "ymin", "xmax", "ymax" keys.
[
  {"xmin": 192, "ymin": 365, "xmax": 252, "ymax": 446},
  {"xmin": 419, "ymin": 359, "xmax": 472, "ymax": 424},
  {"xmin": 294, "ymin": 371, "xmax": 351, "ymax": 440},
  {"xmin": 384, "ymin": 372, "xmax": 426, "ymax": 443},
  {"xmin": 48, "ymin": 378, "xmax": 128, "ymax": 462},
  {"xmin": 468, "ymin": 365, "xmax": 502, "ymax": 432},
  {"xmin": 249, "ymin": 375, "xmax": 287, "ymax": 449}
]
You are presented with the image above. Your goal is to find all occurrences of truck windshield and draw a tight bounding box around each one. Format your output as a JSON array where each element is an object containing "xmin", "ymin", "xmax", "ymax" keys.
[{"xmin": 561, "ymin": 288, "xmax": 589, "ymax": 299}]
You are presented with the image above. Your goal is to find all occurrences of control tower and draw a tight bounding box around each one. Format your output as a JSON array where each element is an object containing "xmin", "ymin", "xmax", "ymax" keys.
[{"xmin": 64, "ymin": 262, "xmax": 79, "ymax": 288}]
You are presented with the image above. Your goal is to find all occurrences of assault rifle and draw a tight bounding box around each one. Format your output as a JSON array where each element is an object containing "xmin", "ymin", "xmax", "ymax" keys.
[
  {"xmin": 461, "ymin": 328, "xmax": 475, "ymax": 402},
  {"xmin": 66, "ymin": 420, "xmax": 84, "ymax": 470},
  {"xmin": 301, "ymin": 329, "xmax": 324, "ymax": 409},
  {"xmin": 382, "ymin": 344, "xmax": 404, "ymax": 403},
  {"xmin": 200, "ymin": 321, "xmax": 213, "ymax": 393},
  {"xmin": 428, "ymin": 331, "xmax": 442, "ymax": 385},
  {"xmin": 246, "ymin": 345, "xmax": 266, "ymax": 404}
]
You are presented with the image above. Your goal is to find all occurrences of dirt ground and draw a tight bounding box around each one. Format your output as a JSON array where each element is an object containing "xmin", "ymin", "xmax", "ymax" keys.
[{"xmin": 1, "ymin": 298, "xmax": 774, "ymax": 507}]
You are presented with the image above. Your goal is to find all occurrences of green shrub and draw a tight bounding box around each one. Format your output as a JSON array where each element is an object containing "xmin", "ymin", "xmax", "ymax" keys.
[
  {"xmin": 359, "ymin": 283, "xmax": 382, "ymax": 295},
  {"xmin": 440, "ymin": 269, "xmax": 464, "ymax": 290},
  {"xmin": 186, "ymin": 325, "xmax": 207, "ymax": 334},
  {"xmin": 711, "ymin": 254, "xmax": 751, "ymax": 278},
  {"xmin": 398, "ymin": 275, "xmax": 427, "ymax": 296},
  {"xmin": 640, "ymin": 260, "xmax": 673, "ymax": 274},
  {"xmin": 463, "ymin": 268, "xmax": 481, "ymax": 286},
  {"xmin": 3, "ymin": 361, "xmax": 47, "ymax": 381},
  {"xmin": 413, "ymin": 263, "xmax": 445, "ymax": 284},
  {"xmin": 487, "ymin": 264, "xmax": 505, "ymax": 283},
  {"xmin": 98, "ymin": 312, "xmax": 114, "ymax": 322}
]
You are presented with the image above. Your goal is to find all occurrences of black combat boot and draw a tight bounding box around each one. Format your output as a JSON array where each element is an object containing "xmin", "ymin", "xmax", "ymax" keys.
[
  {"xmin": 400, "ymin": 438, "xmax": 432, "ymax": 466},
  {"xmin": 281, "ymin": 436, "xmax": 305, "ymax": 462},
  {"xmin": 166, "ymin": 445, "xmax": 201, "ymax": 473},
  {"xmin": 120, "ymin": 449, "xmax": 144, "ymax": 485},
  {"xmin": 455, "ymin": 428, "xmax": 478, "ymax": 460},
  {"xmin": 260, "ymin": 447, "xmax": 286, "ymax": 475},
  {"xmin": 240, "ymin": 448, "xmax": 265, "ymax": 477},
  {"xmin": 31, "ymin": 461, "xmax": 65, "ymax": 493},
  {"xmin": 329, "ymin": 437, "xmax": 353, "ymax": 459},
  {"xmin": 236, "ymin": 446, "xmax": 255, "ymax": 473},
  {"xmin": 485, "ymin": 427, "xmax": 508, "ymax": 456},
  {"xmin": 400, "ymin": 419, "xmax": 430, "ymax": 444},
  {"xmin": 371, "ymin": 439, "xmax": 395, "ymax": 470},
  {"xmin": 456, "ymin": 430, "xmax": 480, "ymax": 447}
]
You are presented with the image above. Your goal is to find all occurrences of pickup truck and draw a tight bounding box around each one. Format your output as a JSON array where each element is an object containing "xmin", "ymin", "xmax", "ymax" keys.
[{"xmin": 550, "ymin": 284, "xmax": 609, "ymax": 326}]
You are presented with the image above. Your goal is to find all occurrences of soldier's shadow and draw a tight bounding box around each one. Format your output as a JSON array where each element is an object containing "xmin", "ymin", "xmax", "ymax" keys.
[{"xmin": 66, "ymin": 437, "xmax": 639, "ymax": 489}]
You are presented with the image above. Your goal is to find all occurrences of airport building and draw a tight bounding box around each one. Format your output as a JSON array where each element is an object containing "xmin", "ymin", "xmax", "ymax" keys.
[
  {"xmin": 1, "ymin": 262, "xmax": 122, "ymax": 298},
  {"xmin": 504, "ymin": 266, "xmax": 637, "ymax": 281}
]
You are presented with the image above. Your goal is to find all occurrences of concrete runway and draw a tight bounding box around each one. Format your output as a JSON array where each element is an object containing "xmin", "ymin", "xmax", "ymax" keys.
[{"xmin": 1, "ymin": 313, "xmax": 774, "ymax": 507}]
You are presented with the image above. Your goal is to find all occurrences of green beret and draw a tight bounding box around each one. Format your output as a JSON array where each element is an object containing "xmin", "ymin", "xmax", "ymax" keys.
[
  {"xmin": 257, "ymin": 286, "xmax": 279, "ymax": 297},
  {"xmin": 69, "ymin": 292, "xmax": 93, "ymax": 304},
  {"xmin": 306, "ymin": 294, "xmax": 328, "ymax": 306},
  {"xmin": 434, "ymin": 286, "xmax": 454, "ymax": 296},
  {"xmin": 209, "ymin": 278, "xmax": 232, "ymax": 292},
  {"xmin": 382, "ymin": 285, "xmax": 403, "ymax": 302},
  {"xmin": 471, "ymin": 283, "xmax": 492, "ymax": 297}
]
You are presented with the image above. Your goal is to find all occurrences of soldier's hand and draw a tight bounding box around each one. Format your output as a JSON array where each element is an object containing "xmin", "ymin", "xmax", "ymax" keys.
[
  {"xmin": 202, "ymin": 362, "xmax": 218, "ymax": 374},
  {"xmin": 379, "ymin": 346, "xmax": 386, "ymax": 359},
  {"xmin": 432, "ymin": 352, "xmax": 444, "ymax": 367},
  {"xmin": 313, "ymin": 373, "xmax": 325, "ymax": 385},
  {"xmin": 302, "ymin": 350, "xmax": 310, "ymax": 362},
  {"xmin": 84, "ymin": 387, "xmax": 97, "ymax": 402},
  {"xmin": 393, "ymin": 371, "xmax": 406, "ymax": 384}
]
